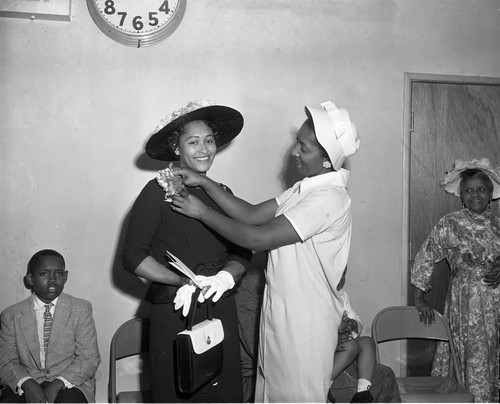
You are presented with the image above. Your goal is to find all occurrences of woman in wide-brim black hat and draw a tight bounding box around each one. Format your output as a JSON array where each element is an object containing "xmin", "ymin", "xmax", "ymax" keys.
[
  {"xmin": 122, "ymin": 100, "xmax": 251, "ymax": 403},
  {"xmin": 145, "ymin": 99, "xmax": 244, "ymax": 162}
]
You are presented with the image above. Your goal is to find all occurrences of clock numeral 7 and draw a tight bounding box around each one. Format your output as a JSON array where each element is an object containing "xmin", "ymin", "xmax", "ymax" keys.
[{"xmin": 118, "ymin": 12, "xmax": 126, "ymax": 26}]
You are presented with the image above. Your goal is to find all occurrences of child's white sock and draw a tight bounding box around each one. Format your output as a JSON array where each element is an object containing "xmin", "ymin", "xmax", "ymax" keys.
[{"xmin": 357, "ymin": 378, "xmax": 372, "ymax": 392}]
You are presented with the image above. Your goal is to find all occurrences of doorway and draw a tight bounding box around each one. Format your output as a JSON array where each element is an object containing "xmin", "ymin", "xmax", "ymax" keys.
[{"xmin": 403, "ymin": 73, "xmax": 500, "ymax": 376}]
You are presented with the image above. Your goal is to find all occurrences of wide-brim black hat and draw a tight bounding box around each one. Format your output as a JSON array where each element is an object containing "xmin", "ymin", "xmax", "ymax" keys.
[{"xmin": 146, "ymin": 100, "xmax": 244, "ymax": 161}]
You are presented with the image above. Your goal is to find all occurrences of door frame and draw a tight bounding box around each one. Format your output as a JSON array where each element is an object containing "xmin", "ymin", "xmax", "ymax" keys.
[{"xmin": 401, "ymin": 72, "xmax": 500, "ymax": 375}]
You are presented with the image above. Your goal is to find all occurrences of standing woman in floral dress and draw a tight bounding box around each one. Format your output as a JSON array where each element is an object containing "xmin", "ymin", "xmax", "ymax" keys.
[{"xmin": 411, "ymin": 158, "xmax": 500, "ymax": 402}]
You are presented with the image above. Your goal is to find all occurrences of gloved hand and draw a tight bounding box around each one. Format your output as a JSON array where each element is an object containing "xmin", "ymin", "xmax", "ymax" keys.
[
  {"xmin": 173, "ymin": 284, "xmax": 205, "ymax": 317},
  {"xmin": 195, "ymin": 271, "xmax": 235, "ymax": 302}
]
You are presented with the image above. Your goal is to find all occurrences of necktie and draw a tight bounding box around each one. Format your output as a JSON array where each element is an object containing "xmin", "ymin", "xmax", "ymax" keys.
[{"xmin": 43, "ymin": 304, "xmax": 53, "ymax": 354}]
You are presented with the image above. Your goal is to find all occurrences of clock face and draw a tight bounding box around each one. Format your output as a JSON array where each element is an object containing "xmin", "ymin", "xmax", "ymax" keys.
[{"xmin": 87, "ymin": 0, "xmax": 186, "ymax": 47}]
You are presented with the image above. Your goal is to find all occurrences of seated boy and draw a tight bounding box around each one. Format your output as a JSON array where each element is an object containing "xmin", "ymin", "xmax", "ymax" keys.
[
  {"xmin": 0, "ymin": 249, "xmax": 101, "ymax": 403},
  {"xmin": 329, "ymin": 267, "xmax": 376, "ymax": 403}
]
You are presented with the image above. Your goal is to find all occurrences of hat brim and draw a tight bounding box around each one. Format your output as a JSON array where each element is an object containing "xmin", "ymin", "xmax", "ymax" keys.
[
  {"xmin": 441, "ymin": 167, "xmax": 500, "ymax": 200},
  {"xmin": 146, "ymin": 105, "xmax": 243, "ymax": 161}
]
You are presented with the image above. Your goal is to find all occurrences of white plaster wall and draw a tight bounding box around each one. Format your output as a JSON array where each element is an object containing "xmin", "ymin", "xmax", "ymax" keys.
[{"xmin": 1, "ymin": 1, "xmax": 499, "ymax": 401}]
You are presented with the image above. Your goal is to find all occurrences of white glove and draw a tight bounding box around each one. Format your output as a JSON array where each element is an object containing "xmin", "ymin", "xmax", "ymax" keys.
[
  {"xmin": 195, "ymin": 271, "xmax": 235, "ymax": 302},
  {"xmin": 173, "ymin": 284, "xmax": 205, "ymax": 317}
]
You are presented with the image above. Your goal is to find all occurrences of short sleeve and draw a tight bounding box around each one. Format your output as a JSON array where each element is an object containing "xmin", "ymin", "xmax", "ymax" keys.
[
  {"xmin": 283, "ymin": 188, "xmax": 350, "ymax": 242},
  {"xmin": 410, "ymin": 217, "xmax": 449, "ymax": 292}
]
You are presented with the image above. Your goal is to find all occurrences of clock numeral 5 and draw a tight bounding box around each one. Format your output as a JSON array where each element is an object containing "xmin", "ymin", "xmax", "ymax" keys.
[{"xmin": 149, "ymin": 12, "xmax": 159, "ymax": 27}]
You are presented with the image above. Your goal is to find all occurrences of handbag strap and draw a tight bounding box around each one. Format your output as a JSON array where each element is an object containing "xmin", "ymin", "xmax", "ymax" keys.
[{"xmin": 186, "ymin": 288, "xmax": 214, "ymax": 331}]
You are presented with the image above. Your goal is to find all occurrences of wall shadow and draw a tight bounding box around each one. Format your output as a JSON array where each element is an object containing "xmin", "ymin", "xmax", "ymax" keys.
[
  {"xmin": 111, "ymin": 208, "xmax": 151, "ymax": 319},
  {"xmin": 110, "ymin": 152, "xmax": 173, "ymax": 319}
]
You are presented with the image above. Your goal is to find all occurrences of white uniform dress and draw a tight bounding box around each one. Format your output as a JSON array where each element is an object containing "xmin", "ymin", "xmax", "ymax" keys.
[{"xmin": 255, "ymin": 169, "xmax": 353, "ymax": 403}]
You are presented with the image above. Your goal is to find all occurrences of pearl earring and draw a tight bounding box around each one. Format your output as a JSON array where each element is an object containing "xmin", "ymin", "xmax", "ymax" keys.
[
  {"xmin": 323, "ymin": 161, "xmax": 332, "ymax": 169},
  {"xmin": 174, "ymin": 148, "xmax": 180, "ymax": 156}
]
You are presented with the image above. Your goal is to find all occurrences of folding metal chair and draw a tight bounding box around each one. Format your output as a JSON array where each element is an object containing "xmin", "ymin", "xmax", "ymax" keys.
[
  {"xmin": 108, "ymin": 318, "xmax": 151, "ymax": 403},
  {"xmin": 371, "ymin": 306, "xmax": 474, "ymax": 402}
]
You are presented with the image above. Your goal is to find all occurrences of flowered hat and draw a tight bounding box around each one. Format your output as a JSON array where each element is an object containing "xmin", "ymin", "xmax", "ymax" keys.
[
  {"xmin": 305, "ymin": 101, "xmax": 360, "ymax": 171},
  {"xmin": 146, "ymin": 100, "xmax": 244, "ymax": 161},
  {"xmin": 440, "ymin": 157, "xmax": 500, "ymax": 199}
]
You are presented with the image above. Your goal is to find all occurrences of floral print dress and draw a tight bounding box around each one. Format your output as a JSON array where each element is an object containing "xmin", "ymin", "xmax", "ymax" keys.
[{"xmin": 411, "ymin": 208, "xmax": 500, "ymax": 403}]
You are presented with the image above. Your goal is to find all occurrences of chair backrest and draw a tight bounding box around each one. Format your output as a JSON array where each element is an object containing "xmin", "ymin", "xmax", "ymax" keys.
[
  {"xmin": 371, "ymin": 306, "xmax": 461, "ymax": 382},
  {"xmin": 108, "ymin": 318, "xmax": 150, "ymax": 403}
]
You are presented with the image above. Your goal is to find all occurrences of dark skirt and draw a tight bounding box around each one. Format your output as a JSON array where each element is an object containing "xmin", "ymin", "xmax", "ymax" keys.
[{"xmin": 149, "ymin": 295, "xmax": 243, "ymax": 403}]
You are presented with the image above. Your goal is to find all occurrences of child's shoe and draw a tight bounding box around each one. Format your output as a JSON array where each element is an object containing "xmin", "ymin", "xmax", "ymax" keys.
[{"xmin": 350, "ymin": 390, "xmax": 374, "ymax": 403}]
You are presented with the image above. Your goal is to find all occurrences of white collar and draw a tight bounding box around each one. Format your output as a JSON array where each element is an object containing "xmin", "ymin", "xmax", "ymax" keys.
[
  {"xmin": 33, "ymin": 294, "xmax": 59, "ymax": 310},
  {"xmin": 298, "ymin": 169, "xmax": 350, "ymax": 194}
]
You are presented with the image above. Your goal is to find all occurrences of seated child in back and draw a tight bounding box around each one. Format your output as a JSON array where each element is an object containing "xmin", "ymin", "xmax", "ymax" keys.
[
  {"xmin": 0, "ymin": 249, "xmax": 101, "ymax": 403},
  {"xmin": 329, "ymin": 267, "xmax": 376, "ymax": 403}
]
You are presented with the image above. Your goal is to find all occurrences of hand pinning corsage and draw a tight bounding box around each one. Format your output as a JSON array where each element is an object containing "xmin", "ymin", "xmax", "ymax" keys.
[{"xmin": 157, "ymin": 163, "xmax": 185, "ymax": 202}]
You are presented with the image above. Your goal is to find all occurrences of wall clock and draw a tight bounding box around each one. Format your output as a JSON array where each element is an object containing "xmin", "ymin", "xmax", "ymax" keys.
[{"xmin": 87, "ymin": 0, "xmax": 186, "ymax": 48}]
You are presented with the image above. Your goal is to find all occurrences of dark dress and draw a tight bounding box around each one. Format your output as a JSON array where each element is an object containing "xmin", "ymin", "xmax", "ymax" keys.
[{"xmin": 122, "ymin": 178, "xmax": 252, "ymax": 403}]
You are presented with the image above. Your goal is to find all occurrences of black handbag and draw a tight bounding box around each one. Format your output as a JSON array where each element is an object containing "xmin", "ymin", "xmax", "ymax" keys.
[{"xmin": 176, "ymin": 289, "xmax": 224, "ymax": 394}]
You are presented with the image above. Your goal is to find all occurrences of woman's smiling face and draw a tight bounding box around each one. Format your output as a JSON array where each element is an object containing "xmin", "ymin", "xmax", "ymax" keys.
[
  {"xmin": 177, "ymin": 120, "xmax": 216, "ymax": 174},
  {"xmin": 291, "ymin": 121, "xmax": 329, "ymax": 178},
  {"xmin": 460, "ymin": 173, "xmax": 492, "ymax": 214}
]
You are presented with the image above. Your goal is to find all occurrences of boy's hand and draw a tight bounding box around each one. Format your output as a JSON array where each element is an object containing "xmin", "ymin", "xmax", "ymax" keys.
[
  {"xmin": 346, "ymin": 318, "xmax": 359, "ymax": 334},
  {"xmin": 338, "ymin": 312, "xmax": 358, "ymax": 335},
  {"xmin": 338, "ymin": 311, "xmax": 350, "ymax": 334},
  {"xmin": 44, "ymin": 379, "xmax": 64, "ymax": 403},
  {"xmin": 22, "ymin": 379, "xmax": 47, "ymax": 403}
]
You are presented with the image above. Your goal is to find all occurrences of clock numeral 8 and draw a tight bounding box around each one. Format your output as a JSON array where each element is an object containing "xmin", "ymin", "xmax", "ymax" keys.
[{"xmin": 104, "ymin": 0, "xmax": 115, "ymax": 14}]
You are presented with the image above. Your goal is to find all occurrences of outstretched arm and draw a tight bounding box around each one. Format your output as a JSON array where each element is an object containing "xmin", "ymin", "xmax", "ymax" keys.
[
  {"xmin": 171, "ymin": 191, "xmax": 301, "ymax": 251},
  {"xmin": 173, "ymin": 167, "xmax": 278, "ymax": 225}
]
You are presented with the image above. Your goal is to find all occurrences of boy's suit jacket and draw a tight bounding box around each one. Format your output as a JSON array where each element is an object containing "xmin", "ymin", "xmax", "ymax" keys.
[{"xmin": 0, "ymin": 293, "xmax": 101, "ymax": 402}]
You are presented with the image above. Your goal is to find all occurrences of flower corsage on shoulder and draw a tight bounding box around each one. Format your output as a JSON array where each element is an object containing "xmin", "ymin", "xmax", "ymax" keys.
[{"xmin": 157, "ymin": 163, "xmax": 185, "ymax": 202}]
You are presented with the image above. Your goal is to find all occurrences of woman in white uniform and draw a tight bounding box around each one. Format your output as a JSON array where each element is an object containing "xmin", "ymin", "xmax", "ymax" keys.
[{"xmin": 171, "ymin": 100, "xmax": 360, "ymax": 402}]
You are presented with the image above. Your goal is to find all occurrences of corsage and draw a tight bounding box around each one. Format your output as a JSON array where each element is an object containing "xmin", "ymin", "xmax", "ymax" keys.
[{"xmin": 157, "ymin": 163, "xmax": 185, "ymax": 202}]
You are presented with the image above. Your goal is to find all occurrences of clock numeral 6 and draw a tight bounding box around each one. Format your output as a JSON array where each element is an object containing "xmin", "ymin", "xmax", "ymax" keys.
[{"xmin": 132, "ymin": 16, "xmax": 144, "ymax": 30}]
